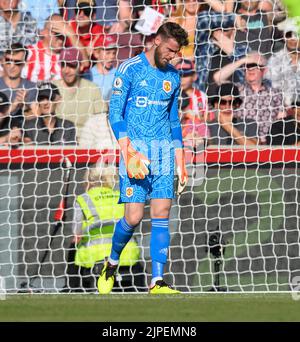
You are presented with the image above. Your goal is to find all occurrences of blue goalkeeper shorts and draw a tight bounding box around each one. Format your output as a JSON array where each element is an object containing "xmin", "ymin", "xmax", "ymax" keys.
[{"xmin": 118, "ymin": 158, "xmax": 175, "ymax": 203}]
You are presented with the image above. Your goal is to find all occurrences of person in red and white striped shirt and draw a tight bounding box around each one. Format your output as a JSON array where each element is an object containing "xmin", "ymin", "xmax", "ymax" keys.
[
  {"xmin": 23, "ymin": 13, "xmax": 89, "ymax": 82},
  {"xmin": 22, "ymin": 14, "xmax": 65, "ymax": 82},
  {"xmin": 175, "ymin": 58, "xmax": 214, "ymax": 122},
  {"xmin": 175, "ymin": 58, "xmax": 213, "ymax": 148}
]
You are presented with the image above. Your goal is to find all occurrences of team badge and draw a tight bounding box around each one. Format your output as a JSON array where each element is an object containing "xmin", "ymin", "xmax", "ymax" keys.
[
  {"xmin": 114, "ymin": 77, "xmax": 123, "ymax": 88},
  {"xmin": 126, "ymin": 187, "xmax": 133, "ymax": 197},
  {"xmin": 163, "ymin": 80, "xmax": 172, "ymax": 93}
]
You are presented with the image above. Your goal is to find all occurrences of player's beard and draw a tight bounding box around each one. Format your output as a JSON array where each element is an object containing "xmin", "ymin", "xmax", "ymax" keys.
[{"xmin": 154, "ymin": 46, "xmax": 168, "ymax": 70}]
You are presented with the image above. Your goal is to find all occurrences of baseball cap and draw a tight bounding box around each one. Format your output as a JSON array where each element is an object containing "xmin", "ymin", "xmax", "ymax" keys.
[
  {"xmin": 93, "ymin": 34, "xmax": 118, "ymax": 49},
  {"xmin": 175, "ymin": 59, "xmax": 195, "ymax": 76},
  {"xmin": 59, "ymin": 47, "xmax": 83, "ymax": 66},
  {"xmin": 0, "ymin": 92, "xmax": 9, "ymax": 112},
  {"xmin": 37, "ymin": 82, "xmax": 60, "ymax": 102}
]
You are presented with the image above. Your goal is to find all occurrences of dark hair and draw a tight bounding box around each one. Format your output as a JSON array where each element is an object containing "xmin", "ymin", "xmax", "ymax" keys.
[
  {"xmin": 209, "ymin": 83, "xmax": 242, "ymax": 106},
  {"xmin": 179, "ymin": 90, "xmax": 190, "ymax": 111},
  {"xmin": 156, "ymin": 22, "xmax": 189, "ymax": 48},
  {"xmin": 5, "ymin": 43, "xmax": 28, "ymax": 62},
  {"xmin": 75, "ymin": 2, "xmax": 96, "ymax": 16}
]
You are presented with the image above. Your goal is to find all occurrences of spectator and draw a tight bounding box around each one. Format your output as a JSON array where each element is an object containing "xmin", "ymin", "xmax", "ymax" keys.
[
  {"xmin": 0, "ymin": 0, "xmax": 38, "ymax": 55},
  {"xmin": 234, "ymin": 0, "xmax": 274, "ymax": 58},
  {"xmin": 170, "ymin": 0, "xmax": 229, "ymax": 61},
  {"xmin": 63, "ymin": 164, "xmax": 145, "ymax": 293},
  {"xmin": 179, "ymin": 90, "xmax": 210, "ymax": 149},
  {"xmin": 0, "ymin": 91, "xmax": 22, "ymax": 146},
  {"xmin": 175, "ymin": 58, "xmax": 212, "ymax": 122},
  {"xmin": 258, "ymin": 0, "xmax": 286, "ymax": 25},
  {"xmin": 86, "ymin": 34, "xmax": 117, "ymax": 102},
  {"xmin": 0, "ymin": 43, "xmax": 37, "ymax": 120},
  {"xmin": 63, "ymin": 0, "xmax": 132, "ymax": 34},
  {"xmin": 67, "ymin": 1, "xmax": 104, "ymax": 58},
  {"xmin": 265, "ymin": 18, "xmax": 300, "ymax": 106},
  {"xmin": 116, "ymin": 33, "xmax": 143, "ymax": 64},
  {"xmin": 79, "ymin": 113, "xmax": 117, "ymax": 148},
  {"xmin": 195, "ymin": 8, "xmax": 247, "ymax": 91},
  {"xmin": 23, "ymin": 82, "xmax": 77, "ymax": 145},
  {"xmin": 213, "ymin": 53, "xmax": 284, "ymax": 143},
  {"xmin": 20, "ymin": 0, "xmax": 60, "ymax": 30},
  {"xmin": 208, "ymin": 83, "xmax": 258, "ymax": 146},
  {"xmin": 207, "ymin": 25, "xmax": 248, "ymax": 96},
  {"xmin": 53, "ymin": 47, "xmax": 107, "ymax": 139},
  {"xmin": 50, "ymin": 11, "xmax": 90, "ymax": 68},
  {"xmin": 267, "ymin": 100, "xmax": 300, "ymax": 145},
  {"xmin": 169, "ymin": 0, "xmax": 198, "ymax": 61},
  {"xmin": 22, "ymin": 14, "xmax": 65, "ymax": 83}
]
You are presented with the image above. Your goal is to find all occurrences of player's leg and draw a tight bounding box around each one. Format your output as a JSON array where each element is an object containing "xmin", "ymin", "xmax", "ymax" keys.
[
  {"xmin": 110, "ymin": 202, "xmax": 145, "ymax": 264},
  {"xmin": 98, "ymin": 202, "xmax": 145, "ymax": 294},
  {"xmin": 149, "ymin": 198, "xmax": 180, "ymax": 294}
]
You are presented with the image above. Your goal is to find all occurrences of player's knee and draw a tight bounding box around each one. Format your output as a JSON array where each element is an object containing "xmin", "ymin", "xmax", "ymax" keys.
[
  {"xmin": 124, "ymin": 213, "xmax": 143, "ymax": 227},
  {"xmin": 151, "ymin": 208, "xmax": 170, "ymax": 219}
]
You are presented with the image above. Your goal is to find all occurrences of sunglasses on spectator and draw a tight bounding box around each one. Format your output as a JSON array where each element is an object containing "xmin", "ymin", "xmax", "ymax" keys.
[
  {"xmin": 50, "ymin": 31, "xmax": 64, "ymax": 40},
  {"xmin": 245, "ymin": 63, "xmax": 265, "ymax": 70},
  {"xmin": 75, "ymin": 7, "xmax": 94, "ymax": 17},
  {"xmin": 4, "ymin": 57, "xmax": 24, "ymax": 65},
  {"xmin": 219, "ymin": 99, "xmax": 241, "ymax": 106},
  {"xmin": 285, "ymin": 31, "xmax": 298, "ymax": 39},
  {"xmin": 60, "ymin": 61, "xmax": 79, "ymax": 69}
]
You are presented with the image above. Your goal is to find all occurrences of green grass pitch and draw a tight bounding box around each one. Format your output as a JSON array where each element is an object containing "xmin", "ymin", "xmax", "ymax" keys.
[{"xmin": 1, "ymin": 294, "xmax": 300, "ymax": 322}]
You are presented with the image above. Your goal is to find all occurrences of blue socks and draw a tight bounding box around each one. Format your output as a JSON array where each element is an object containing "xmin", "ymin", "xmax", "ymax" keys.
[
  {"xmin": 110, "ymin": 217, "xmax": 170, "ymax": 288},
  {"xmin": 150, "ymin": 218, "xmax": 170, "ymax": 287},
  {"xmin": 109, "ymin": 217, "xmax": 135, "ymax": 264}
]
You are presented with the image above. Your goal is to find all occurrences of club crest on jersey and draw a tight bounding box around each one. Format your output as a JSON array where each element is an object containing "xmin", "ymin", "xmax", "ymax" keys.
[
  {"xmin": 163, "ymin": 80, "xmax": 172, "ymax": 93},
  {"xmin": 114, "ymin": 77, "xmax": 123, "ymax": 88},
  {"xmin": 126, "ymin": 187, "xmax": 133, "ymax": 197}
]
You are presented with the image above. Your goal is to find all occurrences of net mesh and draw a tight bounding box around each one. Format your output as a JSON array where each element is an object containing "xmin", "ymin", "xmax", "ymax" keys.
[{"xmin": 0, "ymin": 0, "xmax": 300, "ymax": 293}]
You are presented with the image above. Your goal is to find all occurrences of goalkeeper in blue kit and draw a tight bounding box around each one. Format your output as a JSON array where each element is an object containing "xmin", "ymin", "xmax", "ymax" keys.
[{"xmin": 97, "ymin": 22, "xmax": 189, "ymax": 294}]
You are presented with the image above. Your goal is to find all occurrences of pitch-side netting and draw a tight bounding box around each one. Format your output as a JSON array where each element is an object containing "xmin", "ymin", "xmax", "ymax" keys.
[{"xmin": 0, "ymin": 148, "xmax": 299, "ymax": 293}]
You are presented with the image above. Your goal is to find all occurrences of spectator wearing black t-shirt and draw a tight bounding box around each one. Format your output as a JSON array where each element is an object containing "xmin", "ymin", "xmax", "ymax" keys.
[
  {"xmin": 24, "ymin": 83, "xmax": 77, "ymax": 145},
  {"xmin": 0, "ymin": 43, "xmax": 38, "ymax": 121},
  {"xmin": 268, "ymin": 102, "xmax": 300, "ymax": 146},
  {"xmin": 234, "ymin": 0, "xmax": 274, "ymax": 58},
  {"xmin": 207, "ymin": 83, "xmax": 258, "ymax": 146},
  {"xmin": 0, "ymin": 92, "xmax": 23, "ymax": 146}
]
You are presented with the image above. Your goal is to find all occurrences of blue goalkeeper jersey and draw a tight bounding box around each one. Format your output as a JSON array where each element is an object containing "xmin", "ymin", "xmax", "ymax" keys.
[{"xmin": 109, "ymin": 52, "xmax": 182, "ymax": 161}]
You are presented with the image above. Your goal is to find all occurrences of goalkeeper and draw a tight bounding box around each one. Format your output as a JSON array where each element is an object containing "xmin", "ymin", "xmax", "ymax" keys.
[{"xmin": 98, "ymin": 22, "xmax": 189, "ymax": 295}]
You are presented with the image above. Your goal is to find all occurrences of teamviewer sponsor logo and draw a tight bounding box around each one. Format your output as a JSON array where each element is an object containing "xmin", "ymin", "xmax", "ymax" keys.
[
  {"xmin": 136, "ymin": 97, "xmax": 147, "ymax": 107},
  {"xmin": 136, "ymin": 97, "xmax": 169, "ymax": 107}
]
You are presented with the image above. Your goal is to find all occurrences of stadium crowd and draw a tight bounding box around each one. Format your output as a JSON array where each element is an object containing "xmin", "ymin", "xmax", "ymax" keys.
[{"xmin": 0, "ymin": 0, "xmax": 299, "ymax": 148}]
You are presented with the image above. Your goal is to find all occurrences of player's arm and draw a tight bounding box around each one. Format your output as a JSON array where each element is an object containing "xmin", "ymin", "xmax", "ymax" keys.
[
  {"xmin": 109, "ymin": 68, "xmax": 150, "ymax": 180},
  {"xmin": 169, "ymin": 83, "xmax": 188, "ymax": 195}
]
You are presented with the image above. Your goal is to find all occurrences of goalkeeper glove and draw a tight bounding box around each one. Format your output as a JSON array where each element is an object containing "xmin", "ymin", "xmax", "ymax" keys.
[
  {"xmin": 175, "ymin": 148, "xmax": 188, "ymax": 195},
  {"xmin": 119, "ymin": 137, "xmax": 150, "ymax": 179}
]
